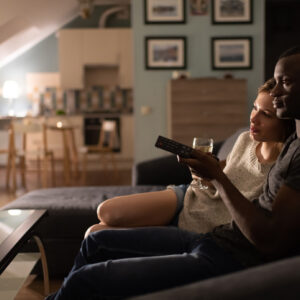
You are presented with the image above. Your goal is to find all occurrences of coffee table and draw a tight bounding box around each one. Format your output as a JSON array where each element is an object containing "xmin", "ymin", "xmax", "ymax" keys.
[{"xmin": 0, "ymin": 209, "xmax": 49, "ymax": 298}]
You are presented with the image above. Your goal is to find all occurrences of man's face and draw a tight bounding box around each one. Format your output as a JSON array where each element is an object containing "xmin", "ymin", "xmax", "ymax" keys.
[{"xmin": 271, "ymin": 54, "xmax": 300, "ymax": 119}]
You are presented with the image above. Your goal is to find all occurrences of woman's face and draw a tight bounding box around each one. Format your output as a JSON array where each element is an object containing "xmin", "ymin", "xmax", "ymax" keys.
[{"xmin": 250, "ymin": 92, "xmax": 286, "ymax": 142}]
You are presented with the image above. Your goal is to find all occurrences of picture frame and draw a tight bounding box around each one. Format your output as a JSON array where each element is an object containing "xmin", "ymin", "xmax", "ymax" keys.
[
  {"xmin": 212, "ymin": 0, "xmax": 253, "ymax": 24},
  {"xmin": 145, "ymin": 36, "xmax": 187, "ymax": 70},
  {"xmin": 144, "ymin": 0, "xmax": 186, "ymax": 24},
  {"xmin": 211, "ymin": 37, "xmax": 252, "ymax": 70}
]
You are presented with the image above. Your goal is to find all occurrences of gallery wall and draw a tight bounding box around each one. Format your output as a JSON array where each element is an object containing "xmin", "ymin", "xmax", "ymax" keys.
[
  {"xmin": 132, "ymin": 0, "xmax": 265, "ymax": 163},
  {"xmin": 0, "ymin": 0, "xmax": 266, "ymax": 165}
]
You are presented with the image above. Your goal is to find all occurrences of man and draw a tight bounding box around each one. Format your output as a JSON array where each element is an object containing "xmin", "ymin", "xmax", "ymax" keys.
[
  {"xmin": 46, "ymin": 46, "xmax": 300, "ymax": 300},
  {"xmin": 184, "ymin": 46, "xmax": 300, "ymax": 262}
]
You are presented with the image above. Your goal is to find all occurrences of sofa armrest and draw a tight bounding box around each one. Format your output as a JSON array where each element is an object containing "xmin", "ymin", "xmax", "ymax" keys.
[
  {"xmin": 130, "ymin": 255, "xmax": 300, "ymax": 300},
  {"xmin": 132, "ymin": 155, "xmax": 192, "ymax": 186}
]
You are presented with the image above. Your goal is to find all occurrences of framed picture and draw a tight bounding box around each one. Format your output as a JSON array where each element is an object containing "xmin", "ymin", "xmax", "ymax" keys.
[
  {"xmin": 145, "ymin": 37, "xmax": 187, "ymax": 70},
  {"xmin": 212, "ymin": 0, "xmax": 253, "ymax": 24},
  {"xmin": 144, "ymin": 0, "xmax": 186, "ymax": 24},
  {"xmin": 211, "ymin": 37, "xmax": 252, "ymax": 70}
]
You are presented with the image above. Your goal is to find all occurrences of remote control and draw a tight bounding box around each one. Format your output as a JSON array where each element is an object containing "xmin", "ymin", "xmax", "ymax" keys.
[{"xmin": 155, "ymin": 135, "xmax": 193, "ymax": 158}]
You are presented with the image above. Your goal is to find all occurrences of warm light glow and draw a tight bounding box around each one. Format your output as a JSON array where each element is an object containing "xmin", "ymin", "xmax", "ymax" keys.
[
  {"xmin": 2, "ymin": 80, "xmax": 20, "ymax": 99},
  {"xmin": 56, "ymin": 121, "xmax": 63, "ymax": 128},
  {"xmin": 8, "ymin": 209, "xmax": 22, "ymax": 216}
]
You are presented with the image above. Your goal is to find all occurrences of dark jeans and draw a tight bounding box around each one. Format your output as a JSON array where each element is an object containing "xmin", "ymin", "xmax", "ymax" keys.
[{"xmin": 47, "ymin": 227, "xmax": 244, "ymax": 300}]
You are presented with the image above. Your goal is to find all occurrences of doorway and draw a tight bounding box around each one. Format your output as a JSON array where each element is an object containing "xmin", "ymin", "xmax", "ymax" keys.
[{"xmin": 265, "ymin": 0, "xmax": 300, "ymax": 80}]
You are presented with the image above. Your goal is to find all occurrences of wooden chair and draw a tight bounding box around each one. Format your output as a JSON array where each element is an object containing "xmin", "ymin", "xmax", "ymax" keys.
[
  {"xmin": 0, "ymin": 120, "xmax": 14, "ymax": 191},
  {"xmin": 46, "ymin": 121, "xmax": 80, "ymax": 186},
  {"xmin": 80, "ymin": 119, "xmax": 119, "ymax": 185},
  {"xmin": 4, "ymin": 126, "xmax": 15, "ymax": 191},
  {"xmin": 8, "ymin": 118, "xmax": 55, "ymax": 193},
  {"xmin": 0, "ymin": 141, "xmax": 12, "ymax": 191}
]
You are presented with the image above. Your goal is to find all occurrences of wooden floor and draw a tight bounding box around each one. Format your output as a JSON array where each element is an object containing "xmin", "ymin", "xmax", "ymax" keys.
[
  {"xmin": 0, "ymin": 165, "xmax": 132, "ymax": 207},
  {"xmin": 0, "ymin": 165, "xmax": 132, "ymax": 299}
]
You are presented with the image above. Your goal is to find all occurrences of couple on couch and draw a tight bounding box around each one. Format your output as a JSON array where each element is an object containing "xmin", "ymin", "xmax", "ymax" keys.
[{"xmin": 46, "ymin": 46, "xmax": 300, "ymax": 300}]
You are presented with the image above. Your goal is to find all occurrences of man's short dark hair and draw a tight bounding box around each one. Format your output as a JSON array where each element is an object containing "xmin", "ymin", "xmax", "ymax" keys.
[{"xmin": 279, "ymin": 46, "xmax": 300, "ymax": 60}]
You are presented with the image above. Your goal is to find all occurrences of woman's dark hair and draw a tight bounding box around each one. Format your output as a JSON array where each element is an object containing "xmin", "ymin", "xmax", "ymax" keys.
[{"xmin": 258, "ymin": 78, "xmax": 296, "ymax": 140}]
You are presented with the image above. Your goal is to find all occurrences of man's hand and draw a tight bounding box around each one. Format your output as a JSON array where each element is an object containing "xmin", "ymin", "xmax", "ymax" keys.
[{"xmin": 178, "ymin": 149, "xmax": 223, "ymax": 181}]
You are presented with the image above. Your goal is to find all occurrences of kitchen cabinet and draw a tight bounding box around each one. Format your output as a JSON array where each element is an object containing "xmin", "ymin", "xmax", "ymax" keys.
[
  {"xmin": 59, "ymin": 29, "xmax": 133, "ymax": 89},
  {"xmin": 167, "ymin": 78, "xmax": 248, "ymax": 145},
  {"xmin": 58, "ymin": 30, "xmax": 84, "ymax": 89},
  {"xmin": 83, "ymin": 29, "xmax": 119, "ymax": 66}
]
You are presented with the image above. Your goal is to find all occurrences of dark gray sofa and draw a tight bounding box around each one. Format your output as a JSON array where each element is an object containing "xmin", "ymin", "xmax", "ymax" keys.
[
  {"xmin": 4, "ymin": 128, "xmax": 299, "ymax": 298},
  {"xmin": 1, "ymin": 130, "xmax": 239, "ymax": 278},
  {"xmin": 1, "ymin": 128, "xmax": 253, "ymax": 279}
]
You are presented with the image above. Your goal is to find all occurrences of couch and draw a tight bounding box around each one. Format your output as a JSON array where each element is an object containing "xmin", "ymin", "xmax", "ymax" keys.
[
  {"xmin": 2, "ymin": 129, "xmax": 240, "ymax": 278},
  {"xmin": 9, "ymin": 128, "xmax": 296, "ymax": 281},
  {"xmin": 4, "ymin": 128, "xmax": 300, "ymax": 298}
]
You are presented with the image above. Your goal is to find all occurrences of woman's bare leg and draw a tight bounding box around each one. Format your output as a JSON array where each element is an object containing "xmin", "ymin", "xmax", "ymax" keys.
[
  {"xmin": 98, "ymin": 190, "xmax": 178, "ymax": 227},
  {"xmin": 84, "ymin": 190, "xmax": 178, "ymax": 237}
]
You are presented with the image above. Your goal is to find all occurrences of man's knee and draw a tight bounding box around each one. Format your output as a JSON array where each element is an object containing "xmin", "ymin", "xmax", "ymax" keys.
[{"xmin": 60, "ymin": 268, "xmax": 104, "ymax": 298}]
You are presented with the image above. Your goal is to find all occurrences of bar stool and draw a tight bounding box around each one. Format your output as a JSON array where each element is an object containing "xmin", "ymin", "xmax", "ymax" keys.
[
  {"xmin": 46, "ymin": 122, "xmax": 79, "ymax": 186},
  {"xmin": 7, "ymin": 118, "xmax": 55, "ymax": 193},
  {"xmin": 80, "ymin": 119, "xmax": 119, "ymax": 185}
]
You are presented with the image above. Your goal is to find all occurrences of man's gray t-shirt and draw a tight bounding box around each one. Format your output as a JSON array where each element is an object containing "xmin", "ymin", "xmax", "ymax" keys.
[{"xmin": 210, "ymin": 132, "xmax": 300, "ymax": 267}]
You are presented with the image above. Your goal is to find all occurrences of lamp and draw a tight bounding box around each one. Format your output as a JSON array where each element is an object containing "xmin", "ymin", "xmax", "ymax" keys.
[{"xmin": 2, "ymin": 80, "xmax": 20, "ymax": 116}]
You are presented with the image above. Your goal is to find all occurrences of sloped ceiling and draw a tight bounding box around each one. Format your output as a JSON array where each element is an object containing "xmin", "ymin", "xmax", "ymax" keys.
[{"xmin": 0, "ymin": 0, "xmax": 130, "ymax": 68}]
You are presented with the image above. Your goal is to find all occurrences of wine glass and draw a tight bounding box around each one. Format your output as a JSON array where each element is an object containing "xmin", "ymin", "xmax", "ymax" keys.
[{"xmin": 190, "ymin": 137, "xmax": 214, "ymax": 190}]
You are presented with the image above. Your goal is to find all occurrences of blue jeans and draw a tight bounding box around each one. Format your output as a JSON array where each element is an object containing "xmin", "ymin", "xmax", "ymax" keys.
[{"xmin": 47, "ymin": 227, "xmax": 244, "ymax": 300}]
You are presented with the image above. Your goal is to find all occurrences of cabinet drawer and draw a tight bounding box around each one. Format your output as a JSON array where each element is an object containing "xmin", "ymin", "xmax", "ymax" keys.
[{"xmin": 168, "ymin": 78, "xmax": 248, "ymax": 144}]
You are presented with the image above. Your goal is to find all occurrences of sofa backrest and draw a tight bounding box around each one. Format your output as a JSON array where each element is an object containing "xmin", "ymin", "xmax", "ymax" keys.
[
  {"xmin": 132, "ymin": 127, "xmax": 248, "ymax": 186},
  {"xmin": 132, "ymin": 155, "xmax": 192, "ymax": 186},
  {"xmin": 217, "ymin": 127, "xmax": 248, "ymax": 160}
]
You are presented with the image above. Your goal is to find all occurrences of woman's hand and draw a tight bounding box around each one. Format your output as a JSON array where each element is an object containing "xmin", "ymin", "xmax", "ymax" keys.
[{"xmin": 178, "ymin": 149, "xmax": 223, "ymax": 181}]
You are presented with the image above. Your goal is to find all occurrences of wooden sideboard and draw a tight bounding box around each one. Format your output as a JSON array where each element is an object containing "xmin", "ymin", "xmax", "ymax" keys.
[{"xmin": 167, "ymin": 78, "xmax": 248, "ymax": 146}]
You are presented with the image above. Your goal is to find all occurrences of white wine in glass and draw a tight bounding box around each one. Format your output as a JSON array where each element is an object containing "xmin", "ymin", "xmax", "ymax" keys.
[{"xmin": 190, "ymin": 137, "xmax": 214, "ymax": 190}]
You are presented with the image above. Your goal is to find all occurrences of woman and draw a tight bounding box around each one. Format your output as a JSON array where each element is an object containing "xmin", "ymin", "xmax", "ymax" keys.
[{"xmin": 85, "ymin": 78, "xmax": 295, "ymax": 236}]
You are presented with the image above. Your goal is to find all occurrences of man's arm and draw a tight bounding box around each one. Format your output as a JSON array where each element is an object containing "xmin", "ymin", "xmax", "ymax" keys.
[
  {"xmin": 180, "ymin": 150, "xmax": 300, "ymax": 258},
  {"xmin": 213, "ymin": 173, "xmax": 300, "ymax": 257}
]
